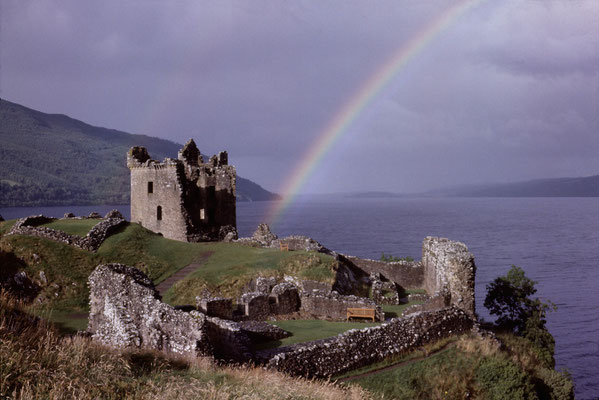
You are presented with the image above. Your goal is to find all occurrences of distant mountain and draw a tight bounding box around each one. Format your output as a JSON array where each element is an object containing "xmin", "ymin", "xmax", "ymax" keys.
[
  {"xmin": 427, "ymin": 176, "xmax": 599, "ymax": 197},
  {"xmin": 0, "ymin": 99, "xmax": 280, "ymax": 206}
]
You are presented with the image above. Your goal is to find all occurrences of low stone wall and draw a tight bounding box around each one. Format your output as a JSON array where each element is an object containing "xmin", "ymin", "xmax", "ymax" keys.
[
  {"xmin": 8, "ymin": 213, "xmax": 126, "ymax": 252},
  {"xmin": 300, "ymin": 289, "xmax": 383, "ymax": 321},
  {"xmin": 238, "ymin": 320, "xmax": 291, "ymax": 342},
  {"xmin": 267, "ymin": 307, "xmax": 474, "ymax": 378},
  {"xmin": 205, "ymin": 317, "xmax": 253, "ymax": 361},
  {"xmin": 422, "ymin": 237, "xmax": 476, "ymax": 317},
  {"xmin": 270, "ymin": 282, "xmax": 300, "ymax": 315},
  {"xmin": 197, "ymin": 297, "xmax": 233, "ymax": 320},
  {"xmin": 88, "ymin": 263, "xmax": 211, "ymax": 357},
  {"xmin": 343, "ymin": 255, "xmax": 424, "ymax": 289},
  {"xmin": 240, "ymin": 292, "xmax": 271, "ymax": 320}
]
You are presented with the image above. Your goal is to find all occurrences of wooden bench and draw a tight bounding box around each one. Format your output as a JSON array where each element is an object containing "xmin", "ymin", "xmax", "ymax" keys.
[
  {"xmin": 347, "ymin": 307, "xmax": 376, "ymax": 322},
  {"xmin": 279, "ymin": 242, "xmax": 289, "ymax": 251}
]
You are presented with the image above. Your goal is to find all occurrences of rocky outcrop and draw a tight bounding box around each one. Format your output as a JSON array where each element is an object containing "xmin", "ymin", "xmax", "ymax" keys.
[
  {"xmin": 88, "ymin": 263, "xmax": 211, "ymax": 356},
  {"xmin": 8, "ymin": 214, "xmax": 126, "ymax": 252},
  {"xmin": 266, "ymin": 307, "xmax": 474, "ymax": 378}
]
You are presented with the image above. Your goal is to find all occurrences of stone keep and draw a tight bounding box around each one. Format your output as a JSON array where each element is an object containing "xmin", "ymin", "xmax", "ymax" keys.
[{"xmin": 127, "ymin": 139, "xmax": 236, "ymax": 242}]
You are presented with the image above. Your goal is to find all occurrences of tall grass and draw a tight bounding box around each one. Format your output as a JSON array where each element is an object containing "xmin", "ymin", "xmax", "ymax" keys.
[{"xmin": 0, "ymin": 291, "xmax": 372, "ymax": 399}]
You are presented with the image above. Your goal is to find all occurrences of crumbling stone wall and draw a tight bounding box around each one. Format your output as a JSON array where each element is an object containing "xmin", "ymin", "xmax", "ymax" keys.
[
  {"xmin": 128, "ymin": 139, "xmax": 236, "ymax": 242},
  {"xmin": 88, "ymin": 263, "xmax": 211, "ymax": 356},
  {"xmin": 422, "ymin": 237, "xmax": 476, "ymax": 317},
  {"xmin": 204, "ymin": 316, "xmax": 253, "ymax": 361},
  {"xmin": 240, "ymin": 292, "xmax": 271, "ymax": 320},
  {"xmin": 8, "ymin": 213, "xmax": 126, "ymax": 252},
  {"xmin": 270, "ymin": 282, "xmax": 300, "ymax": 315},
  {"xmin": 342, "ymin": 255, "xmax": 424, "ymax": 289},
  {"xmin": 197, "ymin": 297, "xmax": 233, "ymax": 320},
  {"xmin": 300, "ymin": 289, "xmax": 384, "ymax": 321},
  {"xmin": 266, "ymin": 307, "xmax": 474, "ymax": 378}
]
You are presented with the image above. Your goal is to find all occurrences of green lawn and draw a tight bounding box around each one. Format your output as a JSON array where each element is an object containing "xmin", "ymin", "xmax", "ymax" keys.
[
  {"xmin": 255, "ymin": 320, "xmax": 380, "ymax": 350},
  {"xmin": 41, "ymin": 219, "xmax": 99, "ymax": 237}
]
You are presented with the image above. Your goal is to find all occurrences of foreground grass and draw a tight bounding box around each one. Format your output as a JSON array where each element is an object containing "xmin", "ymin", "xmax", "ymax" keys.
[
  {"xmin": 256, "ymin": 320, "xmax": 380, "ymax": 350},
  {"xmin": 381, "ymin": 301, "xmax": 424, "ymax": 318},
  {"xmin": 41, "ymin": 219, "xmax": 99, "ymax": 237},
  {"xmin": 0, "ymin": 293, "xmax": 372, "ymax": 400}
]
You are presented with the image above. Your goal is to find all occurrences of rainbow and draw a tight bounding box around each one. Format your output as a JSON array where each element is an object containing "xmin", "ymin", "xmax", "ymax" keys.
[{"xmin": 266, "ymin": 0, "xmax": 483, "ymax": 225}]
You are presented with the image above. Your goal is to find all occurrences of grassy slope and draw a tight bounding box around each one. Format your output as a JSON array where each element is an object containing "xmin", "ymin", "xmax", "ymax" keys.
[
  {"xmin": 164, "ymin": 246, "xmax": 335, "ymax": 305},
  {"xmin": 0, "ymin": 220, "xmax": 335, "ymax": 312},
  {"xmin": 343, "ymin": 334, "xmax": 574, "ymax": 400},
  {"xmin": 0, "ymin": 293, "xmax": 371, "ymax": 400}
]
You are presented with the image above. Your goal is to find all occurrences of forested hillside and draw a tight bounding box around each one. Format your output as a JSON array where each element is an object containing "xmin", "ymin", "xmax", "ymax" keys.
[{"xmin": 0, "ymin": 99, "xmax": 279, "ymax": 206}]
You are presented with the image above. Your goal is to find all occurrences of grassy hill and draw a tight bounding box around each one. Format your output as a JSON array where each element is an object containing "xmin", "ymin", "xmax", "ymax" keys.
[{"xmin": 0, "ymin": 98, "xmax": 280, "ymax": 206}]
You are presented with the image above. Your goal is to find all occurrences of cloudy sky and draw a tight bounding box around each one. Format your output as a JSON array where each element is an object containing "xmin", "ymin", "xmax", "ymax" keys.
[{"xmin": 2, "ymin": 0, "xmax": 598, "ymax": 194}]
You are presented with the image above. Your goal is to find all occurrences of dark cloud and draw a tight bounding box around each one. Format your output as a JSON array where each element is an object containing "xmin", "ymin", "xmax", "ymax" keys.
[{"xmin": 2, "ymin": 0, "xmax": 598, "ymax": 193}]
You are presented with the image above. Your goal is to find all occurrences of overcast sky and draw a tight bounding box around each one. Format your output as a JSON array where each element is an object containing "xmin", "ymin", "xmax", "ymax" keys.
[{"xmin": 2, "ymin": 0, "xmax": 598, "ymax": 194}]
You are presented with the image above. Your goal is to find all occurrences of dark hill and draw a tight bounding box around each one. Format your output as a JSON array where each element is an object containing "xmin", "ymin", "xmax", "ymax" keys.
[
  {"xmin": 0, "ymin": 99, "xmax": 280, "ymax": 206},
  {"xmin": 428, "ymin": 176, "xmax": 599, "ymax": 197}
]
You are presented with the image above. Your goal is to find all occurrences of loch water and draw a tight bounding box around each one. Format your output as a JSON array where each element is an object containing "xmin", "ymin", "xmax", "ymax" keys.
[{"xmin": 2, "ymin": 197, "xmax": 598, "ymax": 399}]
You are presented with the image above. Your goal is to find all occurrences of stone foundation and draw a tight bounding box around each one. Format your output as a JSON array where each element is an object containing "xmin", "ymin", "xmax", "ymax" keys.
[{"xmin": 300, "ymin": 289, "xmax": 384, "ymax": 322}]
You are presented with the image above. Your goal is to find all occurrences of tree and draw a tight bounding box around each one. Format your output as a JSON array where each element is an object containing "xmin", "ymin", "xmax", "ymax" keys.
[{"xmin": 484, "ymin": 265, "xmax": 557, "ymax": 367}]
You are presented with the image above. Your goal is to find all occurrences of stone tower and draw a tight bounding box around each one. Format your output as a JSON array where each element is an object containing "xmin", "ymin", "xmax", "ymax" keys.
[{"xmin": 127, "ymin": 139, "xmax": 237, "ymax": 242}]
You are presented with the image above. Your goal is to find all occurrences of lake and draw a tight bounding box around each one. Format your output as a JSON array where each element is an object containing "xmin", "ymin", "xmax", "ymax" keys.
[{"xmin": 2, "ymin": 197, "xmax": 597, "ymax": 399}]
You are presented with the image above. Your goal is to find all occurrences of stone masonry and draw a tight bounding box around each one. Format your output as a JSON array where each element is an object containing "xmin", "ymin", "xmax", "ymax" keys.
[
  {"xmin": 422, "ymin": 236, "xmax": 476, "ymax": 317},
  {"xmin": 88, "ymin": 263, "xmax": 211, "ymax": 356},
  {"xmin": 127, "ymin": 139, "xmax": 236, "ymax": 242}
]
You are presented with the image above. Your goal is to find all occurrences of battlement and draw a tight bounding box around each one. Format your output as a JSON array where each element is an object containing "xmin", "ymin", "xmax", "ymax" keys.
[{"xmin": 128, "ymin": 139, "xmax": 237, "ymax": 242}]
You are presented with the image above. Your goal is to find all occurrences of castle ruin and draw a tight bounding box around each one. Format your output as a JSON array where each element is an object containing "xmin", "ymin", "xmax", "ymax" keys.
[{"xmin": 127, "ymin": 139, "xmax": 236, "ymax": 242}]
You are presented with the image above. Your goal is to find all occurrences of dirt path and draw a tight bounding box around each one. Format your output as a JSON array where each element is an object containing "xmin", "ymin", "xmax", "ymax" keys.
[
  {"xmin": 336, "ymin": 342, "xmax": 456, "ymax": 383},
  {"xmin": 155, "ymin": 251, "xmax": 214, "ymax": 295}
]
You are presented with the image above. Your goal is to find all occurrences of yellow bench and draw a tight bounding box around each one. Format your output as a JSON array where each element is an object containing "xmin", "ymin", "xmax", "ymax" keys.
[{"xmin": 347, "ymin": 307, "xmax": 376, "ymax": 322}]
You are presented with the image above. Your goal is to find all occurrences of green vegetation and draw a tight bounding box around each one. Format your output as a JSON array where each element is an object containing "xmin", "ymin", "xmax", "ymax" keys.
[
  {"xmin": 380, "ymin": 253, "xmax": 414, "ymax": 262},
  {"xmin": 0, "ymin": 99, "xmax": 278, "ymax": 206},
  {"xmin": 256, "ymin": 320, "xmax": 380, "ymax": 350},
  {"xmin": 345, "ymin": 334, "xmax": 573, "ymax": 399},
  {"xmin": 41, "ymin": 219, "xmax": 99, "ymax": 237},
  {"xmin": 484, "ymin": 265, "xmax": 557, "ymax": 368},
  {"xmin": 0, "ymin": 220, "xmax": 335, "ymax": 323},
  {"xmin": 0, "ymin": 219, "xmax": 16, "ymax": 235},
  {"xmin": 164, "ymin": 247, "xmax": 335, "ymax": 305},
  {"xmin": 0, "ymin": 292, "xmax": 371, "ymax": 400}
]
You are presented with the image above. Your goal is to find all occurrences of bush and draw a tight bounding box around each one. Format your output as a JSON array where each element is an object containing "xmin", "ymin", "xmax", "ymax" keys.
[
  {"xmin": 484, "ymin": 265, "xmax": 556, "ymax": 367},
  {"xmin": 475, "ymin": 357, "xmax": 538, "ymax": 400}
]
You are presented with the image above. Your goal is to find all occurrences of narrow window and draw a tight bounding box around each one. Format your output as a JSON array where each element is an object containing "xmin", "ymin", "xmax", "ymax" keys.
[
  {"xmin": 147, "ymin": 181, "xmax": 153, "ymax": 193},
  {"xmin": 157, "ymin": 206, "xmax": 162, "ymax": 221},
  {"xmin": 200, "ymin": 208, "xmax": 205, "ymax": 220}
]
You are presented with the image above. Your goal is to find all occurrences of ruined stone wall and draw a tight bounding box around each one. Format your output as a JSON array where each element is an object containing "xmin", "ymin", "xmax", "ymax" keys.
[
  {"xmin": 240, "ymin": 292, "xmax": 271, "ymax": 320},
  {"xmin": 128, "ymin": 140, "xmax": 236, "ymax": 242},
  {"xmin": 422, "ymin": 237, "xmax": 476, "ymax": 317},
  {"xmin": 197, "ymin": 297, "xmax": 233, "ymax": 320},
  {"xmin": 88, "ymin": 263, "xmax": 211, "ymax": 356},
  {"xmin": 204, "ymin": 316, "xmax": 253, "ymax": 362},
  {"xmin": 266, "ymin": 307, "xmax": 473, "ymax": 378},
  {"xmin": 343, "ymin": 255, "xmax": 424, "ymax": 289},
  {"xmin": 129, "ymin": 160, "xmax": 189, "ymax": 242},
  {"xmin": 8, "ymin": 214, "xmax": 126, "ymax": 252},
  {"xmin": 300, "ymin": 290, "xmax": 384, "ymax": 322}
]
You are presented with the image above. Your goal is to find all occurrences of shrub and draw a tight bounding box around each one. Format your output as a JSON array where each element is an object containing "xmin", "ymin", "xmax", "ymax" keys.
[{"xmin": 475, "ymin": 357, "xmax": 538, "ymax": 400}]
